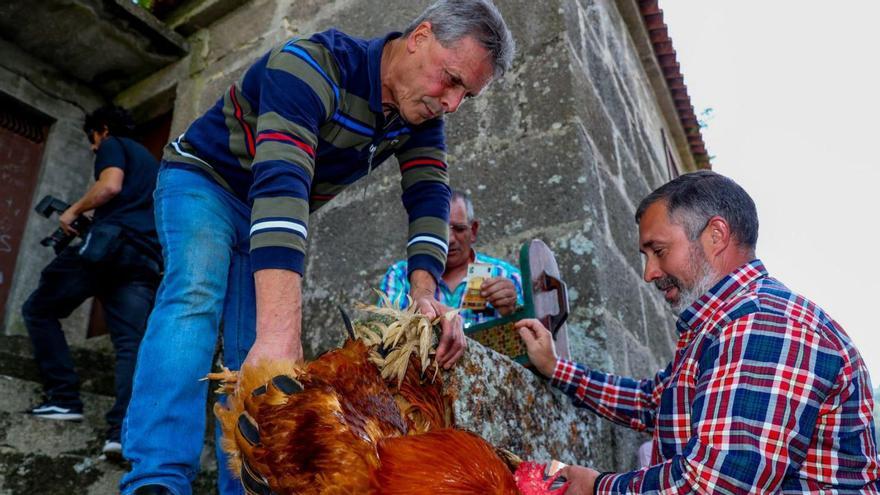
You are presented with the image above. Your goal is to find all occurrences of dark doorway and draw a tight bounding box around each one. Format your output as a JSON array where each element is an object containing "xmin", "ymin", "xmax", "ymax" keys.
[
  {"xmin": 135, "ymin": 110, "xmax": 173, "ymax": 162},
  {"xmin": 0, "ymin": 95, "xmax": 51, "ymax": 321}
]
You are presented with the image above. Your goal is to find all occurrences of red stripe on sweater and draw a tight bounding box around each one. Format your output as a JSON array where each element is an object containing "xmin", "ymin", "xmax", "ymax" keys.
[
  {"xmin": 229, "ymin": 87, "xmax": 255, "ymax": 157},
  {"xmin": 256, "ymin": 132, "xmax": 316, "ymax": 157},
  {"xmin": 400, "ymin": 158, "xmax": 446, "ymax": 172}
]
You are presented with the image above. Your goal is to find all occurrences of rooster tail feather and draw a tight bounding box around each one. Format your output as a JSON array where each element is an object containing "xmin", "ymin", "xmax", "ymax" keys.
[
  {"xmin": 338, "ymin": 305, "xmax": 357, "ymax": 340},
  {"xmin": 213, "ymin": 400, "xmax": 243, "ymax": 476}
]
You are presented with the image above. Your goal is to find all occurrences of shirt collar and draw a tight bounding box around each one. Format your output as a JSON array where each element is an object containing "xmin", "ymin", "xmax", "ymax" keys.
[
  {"xmin": 676, "ymin": 259, "xmax": 768, "ymax": 334},
  {"xmin": 438, "ymin": 249, "xmax": 478, "ymax": 291},
  {"xmin": 367, "ymin": 32, "xmax": 402, "ymax": 114}
]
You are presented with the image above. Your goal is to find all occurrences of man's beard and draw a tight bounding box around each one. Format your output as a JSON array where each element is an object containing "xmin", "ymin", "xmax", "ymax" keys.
[{"xmin": 654, "ymin": 244, "xmax": 720, "ymax": 314}]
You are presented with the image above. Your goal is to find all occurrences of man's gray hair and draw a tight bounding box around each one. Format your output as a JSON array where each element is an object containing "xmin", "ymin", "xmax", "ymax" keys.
[
  {"xmin": 405, "ymin": 0, "xmax": 516, "ymax": 78},
  {"xmin": 635, "ymin": 171, "xmax": 759, "ymax": 250},
  {"xmin": 451, "ymin": 189, "xmax": 475, "ymax": 222}
]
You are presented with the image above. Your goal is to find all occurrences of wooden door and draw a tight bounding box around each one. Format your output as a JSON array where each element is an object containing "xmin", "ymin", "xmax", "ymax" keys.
[{"xmin": 0, "ymin": 105, "xmax": 47, "ymax": 320}]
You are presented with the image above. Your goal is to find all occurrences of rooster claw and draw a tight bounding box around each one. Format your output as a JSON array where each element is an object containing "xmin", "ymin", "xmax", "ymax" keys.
[{"xmin": 204, "ymin": 366, "xmax": 239, "ymax": 395}]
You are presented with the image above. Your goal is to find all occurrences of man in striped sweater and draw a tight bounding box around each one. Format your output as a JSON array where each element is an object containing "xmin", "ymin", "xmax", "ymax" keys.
[{"xmin": 121, "ymin": 1, "xmax": 515, "ymax": 494}]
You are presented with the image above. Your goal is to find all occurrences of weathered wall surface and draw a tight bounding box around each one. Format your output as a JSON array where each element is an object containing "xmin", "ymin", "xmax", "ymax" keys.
[
  {"xmin": 113, "ymin": 0, "xmax": 689, "ymax": 474},
  {"xmin": 0, "ymin": 39, "xmax": 105, "ymax": 342}
]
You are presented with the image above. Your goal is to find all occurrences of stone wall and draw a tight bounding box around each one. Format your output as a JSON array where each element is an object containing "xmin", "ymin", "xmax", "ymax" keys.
[
  {"xmin": 0, "ymin": 39, "xmax": 105, "ymax": 342},
  {"xmin": 111, "ymin": 0, "xmax": 693, "ymax": 473}
]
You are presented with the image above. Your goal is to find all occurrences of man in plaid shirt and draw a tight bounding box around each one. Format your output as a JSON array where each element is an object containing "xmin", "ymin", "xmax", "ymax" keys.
[{"xmin": 517, "ymin": 171, "xmax": 879, "ymax": 493}]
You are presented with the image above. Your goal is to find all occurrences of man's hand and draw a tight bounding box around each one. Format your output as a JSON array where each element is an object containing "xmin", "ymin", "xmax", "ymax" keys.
[
  {"xmin": 412, "ymin": 295, "xmax": 465, "ymax": 369},
  {"xmin": 408, "ymin": 269, "xmax": 466, "ymax": 369},
  {"xmin": 559, "ymin": 465, "xmax": 601, "ymax": 495},
  {"xmin": 481, "ymin": 276, "xmax": 518, "ymax": 316},
  {"xmin": 59, "ymin": 207, "xmax": 80, "ymax": 235},
  {"xmin": 243, "ymin": 269, "xmax": 305, "ymax": 371},
  {"xmin": 61, "ymin": 168, "xmax": 124, "ymax": 236},
  {"xmin": 245, "ymin": 337, "xmax": 304, "ymax": 370},
  {"xmin": 514, "ymin": 318, "xmax": 558, "ymax": 377}
]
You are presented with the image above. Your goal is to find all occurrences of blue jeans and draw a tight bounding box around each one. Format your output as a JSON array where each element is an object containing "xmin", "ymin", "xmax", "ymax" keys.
[
  {"xmin": 121, "ymin": 165, "xmax": 253, "ymax": 495},
  {"xmin": 23, "ymin": 241, "xmax": 159, "ymax": 441}
]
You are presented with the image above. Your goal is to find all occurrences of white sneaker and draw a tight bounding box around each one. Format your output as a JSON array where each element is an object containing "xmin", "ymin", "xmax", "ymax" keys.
[
  {"xmin": 102, "ymin": 439, "xmax": 123, "ymax": 460},
  {"xmin": 27, "ymin": 402, "xmax": 84, "ymax": 421}
]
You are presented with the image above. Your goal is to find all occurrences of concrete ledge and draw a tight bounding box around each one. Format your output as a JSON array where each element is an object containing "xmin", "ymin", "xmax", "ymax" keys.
[
  {"xmin": 165, "ymin": 0, "xmax": 252, "ymax": 36},
  {"xmin": 447, "ymin": 339, "xmax": 631, "ymax": 471},
  {"xmin": 0, "ymin": 0, "xmax": 188, "ymax": 95},
  {"xmin": 107, "ymin": 0, "xmax": 189, "ymax": 56}
]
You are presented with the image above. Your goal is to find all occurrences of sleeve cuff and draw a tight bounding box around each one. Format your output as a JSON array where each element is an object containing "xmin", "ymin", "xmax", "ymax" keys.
[
  {"xmin": 250, "ymin": 246, "xmax": 305, "ymax": 275},
  {"xmin": 593, "ymin": 472, "xmax": 615, "ymax": 495},
  {"xmin": 550, "ymin": 358, "xmax": 573, "ymax": 387},
  {"xmin": 406, "ymin": 253, "xmax": 444, "ymax": 284}
]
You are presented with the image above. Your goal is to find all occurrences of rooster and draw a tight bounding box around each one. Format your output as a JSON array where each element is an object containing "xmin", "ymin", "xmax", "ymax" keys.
[{"xmin": 209, "ymin": 298, "xmax": 568, "ymax": 495}]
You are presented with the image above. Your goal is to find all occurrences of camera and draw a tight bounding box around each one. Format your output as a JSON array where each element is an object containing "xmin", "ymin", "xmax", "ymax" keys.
[{"xmin": 35, "ymin": 195, "xmax": 92, "ymax": 254}]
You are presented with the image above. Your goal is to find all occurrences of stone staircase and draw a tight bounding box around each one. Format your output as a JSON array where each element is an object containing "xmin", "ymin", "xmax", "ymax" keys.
[{"xmin": 0, "ymin": 335, "xmax": 217, "ymax": 494}]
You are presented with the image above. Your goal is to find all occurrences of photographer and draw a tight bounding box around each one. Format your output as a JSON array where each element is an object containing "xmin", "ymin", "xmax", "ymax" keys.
[{"xmin": 22, "ymin": 105, "xmax": 161, "ymax": 459}]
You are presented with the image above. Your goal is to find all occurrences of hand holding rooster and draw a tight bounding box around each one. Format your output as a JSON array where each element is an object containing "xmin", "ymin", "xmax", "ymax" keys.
[
  {"xmin": 557, "ymin": 465, "xmax": 601, "ymax": 494},
  {"xmin": 243, "ymin": 269, "xmax": 306, "ymax": 372}
]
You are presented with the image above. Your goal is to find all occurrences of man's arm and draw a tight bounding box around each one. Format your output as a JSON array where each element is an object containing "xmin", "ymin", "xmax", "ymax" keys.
[
  {"xmin": 60, "ymin": 167, "xmax": 124, "ymax": 234},
  {"xmin": 594, "ymin": 315, "xmax": 839, "ymax": 493},
  {"xmin": 395, "ymin": 119, "xmax": 465, "ymax": 368},
  {"xmin": 245, "ymin": 269, "xmax": 304, "ymax": 366},
  {"xmin": 243, "ymin": 40, "xmax": 339, "ymax": 365},
  {"xmin": 516, "ymin": 319, "xmax": 664, "ymax": 431}
]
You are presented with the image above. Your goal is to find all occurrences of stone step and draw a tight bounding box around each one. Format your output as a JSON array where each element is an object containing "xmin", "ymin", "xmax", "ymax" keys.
[
  {"xmin": 0, "ymin": 376, "xmax": 114, "ymax": 456},
  {"xmin": 0, "ymin": 335, "xmax": 116, "ymax": 397},
  {"xmin": 0, "ymin": 375, "xmax": 124, "ymax": 494},
  {"xmin": 0, "ymin": 374, "xmax": 218, "ymax": 494}
]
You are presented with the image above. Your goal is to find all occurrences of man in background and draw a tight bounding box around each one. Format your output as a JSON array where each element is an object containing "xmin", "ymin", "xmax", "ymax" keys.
[
  {"xmin": 23, "ymin": 105, "xmax": 162, "ymax": 460},
  {"xmin": 381, "ymin": 189, "xmax": 523, "ymax": 328}
]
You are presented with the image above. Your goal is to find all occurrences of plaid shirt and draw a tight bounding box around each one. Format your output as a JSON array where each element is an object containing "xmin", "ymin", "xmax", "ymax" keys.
[
  {"xmin": 552, "ymin": 260, "xmax": 880, "ymax": 493},
  {"xmin": 379, "ymin": 251, "xmax": 523, "ymax": 328}
]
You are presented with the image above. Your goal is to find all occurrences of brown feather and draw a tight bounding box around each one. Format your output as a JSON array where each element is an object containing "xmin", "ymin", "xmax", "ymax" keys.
[
  {"xmin": 214, "ymin": 339, "xmax": 409, "ymax": 494},
  {"xmin": 391, "ymin": 355, "xmax": 454, "ymax": 433},
  {"xmin": 371, "ymin": 429, "xmax": 520, "ymax": 494}
]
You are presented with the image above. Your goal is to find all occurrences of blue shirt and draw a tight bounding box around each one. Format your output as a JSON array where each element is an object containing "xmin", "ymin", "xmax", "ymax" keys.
[
  {"xmin": 93, "ymin": 136, "xmax": 159, "ymax": 248},
  {"xmin": 379, "ymin": 251, "xmax": 524, "ymax": 328}
]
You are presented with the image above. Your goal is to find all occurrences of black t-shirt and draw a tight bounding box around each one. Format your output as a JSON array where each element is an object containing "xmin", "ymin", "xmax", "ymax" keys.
[{"xmin": 92, "ymin": 137, "xmax": 160, "ymax": 252}]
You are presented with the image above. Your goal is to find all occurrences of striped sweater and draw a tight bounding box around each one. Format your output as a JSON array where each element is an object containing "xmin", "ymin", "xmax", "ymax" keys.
[{"xmin": 164, "ymin": 29, "xmax": 451, "ymax": 279}]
